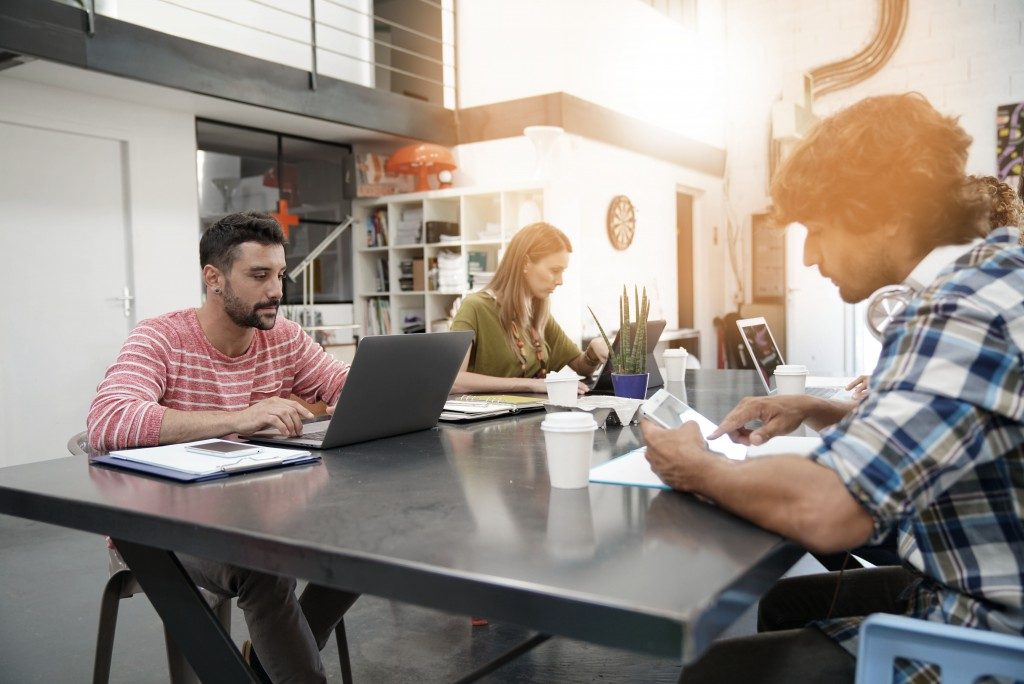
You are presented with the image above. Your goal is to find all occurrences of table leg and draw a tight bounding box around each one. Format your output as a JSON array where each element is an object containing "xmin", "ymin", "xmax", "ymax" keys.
[
  {"xmin": 112, "ymin": 539, "xmax": 257, "ymax": 684},
  {"xmin": 453, "ymin": 633, "xmax": 551, "ymax": 683}
]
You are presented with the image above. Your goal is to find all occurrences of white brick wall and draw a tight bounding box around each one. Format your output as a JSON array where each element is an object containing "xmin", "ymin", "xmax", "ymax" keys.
[
  {"xmin": 725, "ymin": 0, "xmax": 1024, "ymax": 222},
  {"xmin": 722, "ymin": 0, "xmax": 1024, "ymax": 368}
]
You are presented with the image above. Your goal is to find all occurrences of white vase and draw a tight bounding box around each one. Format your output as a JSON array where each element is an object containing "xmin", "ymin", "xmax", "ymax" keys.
[{"xmin": 523, "ymin": 125, "xmax": 565, "ymax": 180}]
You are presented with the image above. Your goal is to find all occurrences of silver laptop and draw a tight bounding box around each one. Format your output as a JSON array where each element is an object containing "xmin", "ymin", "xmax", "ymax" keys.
[
  {"xmin": 246, "ymin": 331, "xmax": 473, "ymax": 449},
  {"xmin": 735, "ymin": 317, "xmax": 852, "ymax": 399}
]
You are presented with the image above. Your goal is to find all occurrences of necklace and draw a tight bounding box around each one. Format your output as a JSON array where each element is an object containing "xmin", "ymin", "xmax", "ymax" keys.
[{"xmin": 510, "ymin": 321, "xmax": 547, "ymax": 378}]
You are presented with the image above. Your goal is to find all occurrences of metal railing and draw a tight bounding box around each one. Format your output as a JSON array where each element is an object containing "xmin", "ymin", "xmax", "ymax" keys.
[{"xmin": 61, "ymin": 0, "xmax": 457, "ymax": 108}]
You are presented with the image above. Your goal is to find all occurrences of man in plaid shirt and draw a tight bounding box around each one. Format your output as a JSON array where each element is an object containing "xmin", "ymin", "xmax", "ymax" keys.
[{"xmin": 643, "ymin": 93, "xmax": 1023, "ymax": 683}]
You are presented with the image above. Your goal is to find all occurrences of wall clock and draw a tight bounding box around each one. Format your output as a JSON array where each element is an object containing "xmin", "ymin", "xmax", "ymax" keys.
[{"xmin": 606, "ymin": 195, "xmax": 636, "ymax": 250}]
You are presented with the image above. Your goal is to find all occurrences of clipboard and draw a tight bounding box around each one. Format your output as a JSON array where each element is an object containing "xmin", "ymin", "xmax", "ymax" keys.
[{"xmin": 90, "ymin": 440, "xmax": 321, "ymax": 483}]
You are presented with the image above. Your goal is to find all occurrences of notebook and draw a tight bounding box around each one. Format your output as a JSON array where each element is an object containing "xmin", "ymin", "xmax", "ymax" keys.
[
  {"xmin": 439, "ymin": 394, "xmax": 545, "ymax": 423},
  {"xmin": 735, "ymin": 317, "xmax": 853, "ymax": 399},
  {"xmin": 91, "ymin": 439, "xmax": 320, "ymax": 483}
]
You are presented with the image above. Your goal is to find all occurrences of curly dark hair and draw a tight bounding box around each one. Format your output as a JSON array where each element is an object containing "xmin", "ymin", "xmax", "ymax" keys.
[
  {"xmin": 770, "ymin": 93, "xmax": 989, "ymax": 249},
  {"xmin": 199, "ymin": 211, "xmax": 286, "ymax": 271},
  {"xmin": 966, "ymin": 175, "xmax": 1024, "ymax": 237}
]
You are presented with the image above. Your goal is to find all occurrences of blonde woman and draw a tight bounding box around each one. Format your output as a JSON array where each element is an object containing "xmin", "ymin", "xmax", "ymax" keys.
[{"xmin": 449, "ymin": 222, "xmax": 609, "ymax": 394}]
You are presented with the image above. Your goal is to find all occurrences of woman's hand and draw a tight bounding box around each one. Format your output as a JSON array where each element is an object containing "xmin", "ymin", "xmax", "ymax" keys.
[{"xmin": 586, "ymin": 337, "xmax": 610, "ymax": 364}]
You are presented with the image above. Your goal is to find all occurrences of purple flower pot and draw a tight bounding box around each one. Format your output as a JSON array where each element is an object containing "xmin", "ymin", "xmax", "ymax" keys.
[{"xmin": 611, "ymin": 372, "xmax": 649, "ymax": 399}]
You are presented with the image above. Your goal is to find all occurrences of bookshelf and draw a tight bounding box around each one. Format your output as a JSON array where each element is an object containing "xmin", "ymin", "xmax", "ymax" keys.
[{"xmin": 352, "ymin": 184, "xmax": 546, "ymax": 336}]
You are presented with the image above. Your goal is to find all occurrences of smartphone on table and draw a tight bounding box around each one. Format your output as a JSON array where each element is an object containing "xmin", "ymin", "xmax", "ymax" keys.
[{"xmin": 184, "ymin": 440, "xmax": 263, "ymax": 458}]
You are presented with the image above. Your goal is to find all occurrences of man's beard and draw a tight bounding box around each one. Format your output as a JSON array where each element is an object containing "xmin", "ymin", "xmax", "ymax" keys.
[{"xmin": 222, "ymin": 281, "xmax": 279, "ymax": 330}]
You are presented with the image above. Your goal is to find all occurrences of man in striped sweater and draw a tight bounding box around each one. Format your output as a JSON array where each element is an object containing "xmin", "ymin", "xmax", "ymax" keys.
[{"xmin": 88, "ymin": 212, "xmax": 356, "ymax": 683}]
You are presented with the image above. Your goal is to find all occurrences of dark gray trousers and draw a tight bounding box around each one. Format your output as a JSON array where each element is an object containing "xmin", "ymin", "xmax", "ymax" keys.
[
  {"xmin": 180, "ymin": 555, "xmax": 359, "ymax": 684},
  {"xmin": 679, "ymin": 566, "xmax": 916, "ymax": 683}
]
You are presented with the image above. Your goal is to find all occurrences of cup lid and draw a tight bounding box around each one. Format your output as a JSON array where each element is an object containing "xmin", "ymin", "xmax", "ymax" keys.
[
  {"xmin": 544, "ymin": 374, "xmax": 580, "ymax": 383},
  {"xmin": 541, "ymin": 412, "xmax": 597, "ymax": 431},
  {"xmin": 663, "ymin": 348, "xmax": 688, "ymax": 357},
  {"xmin": 774, "ymin": 364, "xmax": 808, "ymax": 375}
]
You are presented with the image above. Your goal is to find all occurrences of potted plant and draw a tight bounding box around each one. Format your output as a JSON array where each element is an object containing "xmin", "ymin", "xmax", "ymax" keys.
[{"xmin": 589, "ymin": 286, "xmax": 650, "ymax": 399}]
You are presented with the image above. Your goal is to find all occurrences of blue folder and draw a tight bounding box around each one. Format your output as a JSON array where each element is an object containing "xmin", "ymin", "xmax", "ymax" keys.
[
  {"xmin": 92, "ymin": 440, "xmax": 323, "ymax": 483},
  {"xmin": 90, "ymin": 450, "xmax": 321, "ymax": 483}
]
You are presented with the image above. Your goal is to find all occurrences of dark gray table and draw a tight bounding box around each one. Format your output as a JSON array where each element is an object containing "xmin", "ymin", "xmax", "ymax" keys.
[{"xmin": 0, "ymin": 370, "xmax": 799, "ymax": 682}]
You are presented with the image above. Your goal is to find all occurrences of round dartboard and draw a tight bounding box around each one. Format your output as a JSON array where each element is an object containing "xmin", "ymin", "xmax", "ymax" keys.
[{"xmin": 606, "ymin": 195, "xmax": 636, "ymax": 250}]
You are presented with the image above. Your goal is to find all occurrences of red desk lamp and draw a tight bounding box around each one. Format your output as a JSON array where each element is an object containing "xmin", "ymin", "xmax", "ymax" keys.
[{"xmin": 386, "ymin": 143, "xmax": 456, "ymax": 192}]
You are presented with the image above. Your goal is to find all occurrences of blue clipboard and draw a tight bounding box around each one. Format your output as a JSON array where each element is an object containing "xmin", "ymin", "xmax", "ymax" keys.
[{"xmin": 90, "ymin": 453, "xmax": 321, "ymax": 483}]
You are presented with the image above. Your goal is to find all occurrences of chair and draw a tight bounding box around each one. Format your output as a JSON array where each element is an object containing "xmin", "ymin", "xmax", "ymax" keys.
[
  {"xmin": 713, "ymin": 312, "xmax": 753, "ymax": 370},
  {"xmin": 856, "ymin": 613, "xmax": 1024, "ymax": 684},
  {"xmin": 68, "ymin": 432, "xmax": 354, "ymax": 684}
]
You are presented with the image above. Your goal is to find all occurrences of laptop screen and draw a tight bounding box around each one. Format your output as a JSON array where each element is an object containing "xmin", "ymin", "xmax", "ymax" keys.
[{"xmin": 739, "ymin": 321, "xmax": 784, "ymax": 391}]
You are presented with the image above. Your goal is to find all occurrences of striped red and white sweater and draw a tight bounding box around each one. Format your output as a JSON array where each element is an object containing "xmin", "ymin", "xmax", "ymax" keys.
[{"xmin": 87, "ymin": 309, "xmax": 350, "ymax": 451}]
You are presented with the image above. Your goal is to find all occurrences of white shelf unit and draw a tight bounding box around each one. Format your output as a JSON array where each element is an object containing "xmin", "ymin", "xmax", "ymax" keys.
[{"xmin": 352, "ymin": 185, "xmax": 546, "ymax": 336}]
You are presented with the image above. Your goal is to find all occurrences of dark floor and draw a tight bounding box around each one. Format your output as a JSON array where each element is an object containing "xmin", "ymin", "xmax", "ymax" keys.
[{"xmin": 0, "ymin": 513, "xmax": 824, "ymax": 682}]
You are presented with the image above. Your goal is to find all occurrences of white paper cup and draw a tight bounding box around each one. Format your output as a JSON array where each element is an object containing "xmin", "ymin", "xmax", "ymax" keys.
[
  {"xmin": 774, "ymin": 364, "xmax": 809, "ymax": 395},
  {"xmin": 663, "ymin": 348, "xmax": 689, "ymax": 383},
  {"xmin": 541, "ymin": 413, "xmax": 597, "ymax": 489},
  {"xmin": 544, "ymin": 376, "xmax": 579, "ymax": 407}
]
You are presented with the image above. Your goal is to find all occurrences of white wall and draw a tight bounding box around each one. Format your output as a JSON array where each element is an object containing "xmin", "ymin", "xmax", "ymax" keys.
[
  {"xmin": 455, "ymin": 134, "xmax": 725, "ymax": 367},
  {"xmin": 722, "ymin": 0, "xmax": 1024, "ymax": 373},
  {"xmin": 456, "ymin": 0, "xmax": 727, "ymax": 147},
  {"xmin": 0, "ymin": 76, "xmax": 201, "ymax": 322}
]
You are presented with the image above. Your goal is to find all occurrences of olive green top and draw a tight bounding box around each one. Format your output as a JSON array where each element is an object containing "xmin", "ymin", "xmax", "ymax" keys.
[{"xmin": 450, "ymin": 291, "xmax": 581, "ymax": 379}]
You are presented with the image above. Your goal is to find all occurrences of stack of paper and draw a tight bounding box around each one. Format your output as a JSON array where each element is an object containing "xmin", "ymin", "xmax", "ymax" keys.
[
  {"xmin": 394, "ymin": 207, "xmax": 422, "ymax": 245},
  {"xmin": 435, "ymin": 250, "xmax": 467, "ymax": 293}
]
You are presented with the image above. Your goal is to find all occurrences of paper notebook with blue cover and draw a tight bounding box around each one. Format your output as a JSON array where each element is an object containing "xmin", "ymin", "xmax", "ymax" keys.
[{"xmin": 91, "ymin": 439, "xmax": 320, "ymax": 483}]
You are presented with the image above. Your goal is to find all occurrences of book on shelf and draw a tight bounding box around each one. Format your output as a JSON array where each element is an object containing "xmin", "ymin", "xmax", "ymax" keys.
[
  {"xmin": 366, "ymin": 297, "xmax": 392, "ymax": 335},
  {"xmin": 375, "ymin": 257, "xmax": 389, "ymax": 292},
  {"xmin": 365, "ymin": 208, "xmax": 388, "ymax": 248},
  {"xmin": 466, "ymin": 251, "xmax": 488, "ymax": 274}
]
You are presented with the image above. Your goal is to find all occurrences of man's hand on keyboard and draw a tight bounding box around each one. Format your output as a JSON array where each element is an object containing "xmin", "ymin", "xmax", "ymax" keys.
[{"xmin": 237, "ymin": 397, "xmax": 314, "ymax": 437}]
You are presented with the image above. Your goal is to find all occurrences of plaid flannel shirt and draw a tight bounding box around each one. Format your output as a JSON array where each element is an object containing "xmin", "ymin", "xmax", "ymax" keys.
[{"xmin": 809, "ymin": 228, "xmax": 1024, "ymax": 684}]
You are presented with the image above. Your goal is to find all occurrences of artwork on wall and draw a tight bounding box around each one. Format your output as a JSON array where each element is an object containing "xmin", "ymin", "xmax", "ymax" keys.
[{"xmin": 996, "ymin": 102, "xmax": 1023, "ymax": 194}]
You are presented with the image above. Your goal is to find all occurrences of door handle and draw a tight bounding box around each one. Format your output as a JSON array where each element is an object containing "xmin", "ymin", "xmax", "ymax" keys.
[{"xmin": 112, "ymin": 286, "xmax": 134, "ymax": 317}]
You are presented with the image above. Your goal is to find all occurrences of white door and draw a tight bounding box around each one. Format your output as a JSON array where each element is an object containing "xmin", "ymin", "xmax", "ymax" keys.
[
  {"xmin": 784, "ymin": 223, "xmax": 852, "ymax": 376},
  {"xmin": 0, "ymin": 121, "xmax": 133, "ymax": 467}
]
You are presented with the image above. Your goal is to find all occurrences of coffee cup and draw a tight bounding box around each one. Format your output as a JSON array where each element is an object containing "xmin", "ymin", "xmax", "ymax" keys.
[
  {"xmin": 774, "ymin": 364, "xmax": 809, "ymax": 395},
  {"xmin": 540, "ymin": 412, "xmax": 598, "ymax": 489},
  {"xmin": 544, "ymin": 374, "xmax": 579, "ymax": 407},
  {"xmin": 663, "ymin": 348, "xmax": 688, "ymax": 383}
]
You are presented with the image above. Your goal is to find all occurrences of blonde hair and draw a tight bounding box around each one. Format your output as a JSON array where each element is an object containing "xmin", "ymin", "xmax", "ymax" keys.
[{"xmin": 488, "ymin": 222, "xmax": 572, "ymax": 366}]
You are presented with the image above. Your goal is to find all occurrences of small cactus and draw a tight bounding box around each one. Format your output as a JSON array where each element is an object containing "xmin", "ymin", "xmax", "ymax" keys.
[{"xmin": 589, "ymin": 286, "xmax": 649, "ymax": 374}]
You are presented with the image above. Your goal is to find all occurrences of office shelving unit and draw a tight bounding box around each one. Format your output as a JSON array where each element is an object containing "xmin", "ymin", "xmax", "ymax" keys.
[{"xmin": 352, "ymin": 184, "xmax": 546, "ymax": 336}]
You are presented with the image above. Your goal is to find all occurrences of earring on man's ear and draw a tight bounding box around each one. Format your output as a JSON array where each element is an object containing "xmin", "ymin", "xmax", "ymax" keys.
[{"xmin": 213, "ymin": 288, "xmax": 222, "ymax": 294}]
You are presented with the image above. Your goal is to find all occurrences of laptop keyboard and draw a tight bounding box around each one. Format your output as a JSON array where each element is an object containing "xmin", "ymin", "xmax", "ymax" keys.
[
  {"xmin": 806, "ymin": 386, "xmax": 844, "ymax": 399},
  {"xmin": 303, "ymin": 430, "xmax": 328, "ymax": 441}
]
